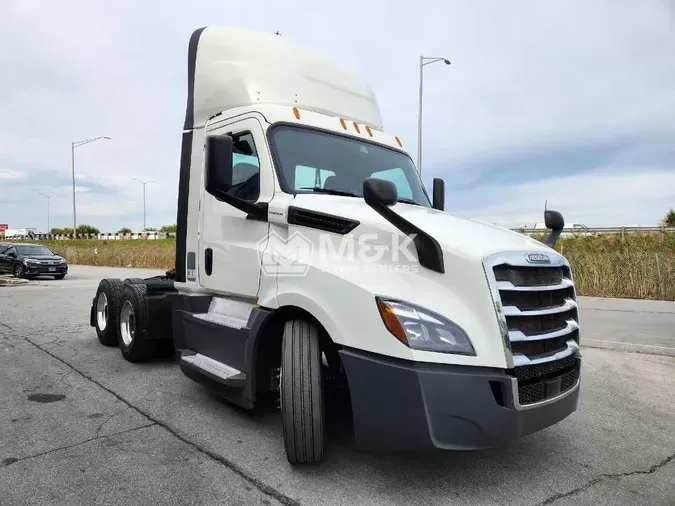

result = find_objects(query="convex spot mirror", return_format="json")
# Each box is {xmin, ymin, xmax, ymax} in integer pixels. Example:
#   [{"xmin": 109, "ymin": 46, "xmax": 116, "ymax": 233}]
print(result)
[
  {"xmin": 545, "ymin": 210, "xmax": 565, "ymax": 230},
  {"xmin": 363, "ymin": 178, "xmax": 398, "ymax": 206}
]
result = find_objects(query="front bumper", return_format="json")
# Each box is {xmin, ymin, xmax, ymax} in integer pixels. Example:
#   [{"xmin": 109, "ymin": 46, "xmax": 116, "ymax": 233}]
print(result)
[
  {"xmin": 339, "ymin": 348, "xmax": 580, "ymax": 453},
  {"xmin": 24, "ymin": 263, "xmax": 68, "ymax": 276}
]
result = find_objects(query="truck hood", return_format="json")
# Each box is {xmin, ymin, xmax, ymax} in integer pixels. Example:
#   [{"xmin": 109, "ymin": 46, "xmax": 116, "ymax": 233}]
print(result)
[{"xmin": 290, "ymin": 194, "xmax": 551, "ymax": 260}]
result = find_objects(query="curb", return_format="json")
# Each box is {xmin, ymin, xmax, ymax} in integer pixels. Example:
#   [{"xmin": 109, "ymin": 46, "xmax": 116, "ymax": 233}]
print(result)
[
  {"xmin": 583, "ymin": 339, "xmax": 675, "ymax": 358},
  {"xmin": 0, "ymin": 276, "xmax": 31, "ymax": 287}
]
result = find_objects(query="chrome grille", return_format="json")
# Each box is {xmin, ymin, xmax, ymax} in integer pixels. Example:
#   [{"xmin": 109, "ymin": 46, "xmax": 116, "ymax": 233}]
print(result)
[{"xmin": 483, "ymin": 251, "xmax": 581, "ymax": 407}]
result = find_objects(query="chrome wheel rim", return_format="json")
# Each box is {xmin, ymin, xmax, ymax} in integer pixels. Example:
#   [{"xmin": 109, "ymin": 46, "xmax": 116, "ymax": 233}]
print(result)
[
  {"xmin": 96, "ymin": 292, "xmax": 108, "ymax": 331},
  {"xmin": 14, "ymin": 265, "xmax": 22, "ymax": 277},
  {"xmin": 119, "ymin": 300, "xmax": 135, "ymax": 346}
]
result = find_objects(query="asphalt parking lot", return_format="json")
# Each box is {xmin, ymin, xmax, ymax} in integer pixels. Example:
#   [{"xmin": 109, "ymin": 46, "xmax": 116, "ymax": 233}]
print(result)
[{"xmin": 1, "ymin": 266, "xmax": 673, "ymax": 506}]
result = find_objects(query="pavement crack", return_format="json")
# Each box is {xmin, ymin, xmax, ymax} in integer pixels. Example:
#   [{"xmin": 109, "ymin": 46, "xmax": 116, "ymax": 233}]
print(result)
[
  {"xmin": 537, "ymin": 452, "xmax": 675, "ymax": 505},
  {"xmin": 1, "ymin": 423, "xmax": 156, "ymax": 469},
  {"xmin": 23, "ymin": 335, "xmax": 300, "ymax": 506},
  {"xmin": 96, "ymin": 407, "xmax": 129, "ymax": 437},
  {"xmin": 0, "ymin": 321, "xmax": 12, "ymax": 330}
]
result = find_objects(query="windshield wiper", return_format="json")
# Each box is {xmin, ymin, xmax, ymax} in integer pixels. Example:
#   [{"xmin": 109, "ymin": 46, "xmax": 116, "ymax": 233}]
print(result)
[
  {"xmin": 299, "ymin": 187, "xmax": 360, "ymax": 198},
  {"xmin": 396, "ymin": 198, "xmax": 421, "ymax": 206}
]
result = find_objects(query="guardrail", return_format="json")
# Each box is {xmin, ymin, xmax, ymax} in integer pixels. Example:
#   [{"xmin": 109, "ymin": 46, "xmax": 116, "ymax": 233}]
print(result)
[
  {"xmin": 514, "ymin": 226, "xmax": 675, "ymax": 237},
  {"xmin": 1, "ymin": 227, "xmax": 674, "ymax": 241}
]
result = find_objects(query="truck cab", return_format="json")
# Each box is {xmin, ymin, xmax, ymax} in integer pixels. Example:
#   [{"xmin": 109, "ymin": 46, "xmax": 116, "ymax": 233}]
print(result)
[{"xmin": 90, "ymin": 26, "xmax": 581, "ymax": 464}]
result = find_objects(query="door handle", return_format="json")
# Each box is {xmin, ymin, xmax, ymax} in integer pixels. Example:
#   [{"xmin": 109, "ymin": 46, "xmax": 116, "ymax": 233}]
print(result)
[{"xmin": 204, "ymin": 248, "xmax": 213, "ymax": 276}]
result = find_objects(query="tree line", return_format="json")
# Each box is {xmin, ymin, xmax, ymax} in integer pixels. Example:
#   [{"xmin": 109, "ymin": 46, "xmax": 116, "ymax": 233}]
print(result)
[
  {"xmin": 48, "ymin": 224, "xmax": 177, "ymax": 235},
  {"xmin": 661, "ymin": 209, "xmax": 675, "ymax": 227}
]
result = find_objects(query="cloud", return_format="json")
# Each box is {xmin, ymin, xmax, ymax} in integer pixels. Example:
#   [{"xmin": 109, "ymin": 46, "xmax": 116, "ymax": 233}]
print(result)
[
  {"xmin": 0, "ymin": 170, "xmax": 25, "ymax": 181},
  {"xmin": 0, "ymin": 0, "xmax": 673, "ymax": 232},
  {"xmin": 455, "ymin": 169, "xmax": 675, "ymax": 228}
]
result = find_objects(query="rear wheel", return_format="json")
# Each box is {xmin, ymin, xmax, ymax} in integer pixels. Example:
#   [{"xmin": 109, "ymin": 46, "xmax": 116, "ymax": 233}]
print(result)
[
  {"xmin": 117, "ymin": 283, "xmax": 156, "ymax": 362},
  {"xmin": 94, "ymin": 278, "xmax": 124, "ymax": 346},
  {"xmin": 123, "ymin": 278, "xmax": 144, "ymax": 285},
  {"xmin": 280, "ymin": 319, "xmax": 325, "ymax": 464}
]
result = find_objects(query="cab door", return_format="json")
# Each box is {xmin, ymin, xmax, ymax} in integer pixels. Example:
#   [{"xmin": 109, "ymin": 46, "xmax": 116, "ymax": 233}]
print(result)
[{"xmin": 198, "ymin": 116, "xmax": 273, "ymax": 300}]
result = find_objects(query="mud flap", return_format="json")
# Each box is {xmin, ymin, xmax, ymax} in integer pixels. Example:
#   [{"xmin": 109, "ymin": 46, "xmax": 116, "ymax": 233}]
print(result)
[{"xmin": 89, "ymin": 297, "xmax": 96, "ymax": 327}]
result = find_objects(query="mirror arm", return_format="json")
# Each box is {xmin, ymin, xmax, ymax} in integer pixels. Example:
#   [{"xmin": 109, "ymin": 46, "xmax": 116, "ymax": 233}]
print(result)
[
  {"xmin": 543, "ymin": 228, "xmax": 562, "ymax": 248},
  {"xmin": 366, "ymin": 201, "xmax": 445, "ymax": 273},
  {"xmin": 212, "ymin": 189, "xmax": 268, "ymax": 221}
]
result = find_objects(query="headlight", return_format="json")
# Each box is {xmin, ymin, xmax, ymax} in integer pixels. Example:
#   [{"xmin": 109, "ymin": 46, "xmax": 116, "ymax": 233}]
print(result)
[
  {"xmin": 375, "ymin": 297, "xmax": 475, "ymax": 355},
  {"xmin": 25, "ymin": 259, "xmax": 38, "ymax": 264}
]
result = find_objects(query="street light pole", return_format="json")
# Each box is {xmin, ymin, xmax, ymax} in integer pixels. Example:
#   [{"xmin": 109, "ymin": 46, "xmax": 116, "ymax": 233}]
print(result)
[
  {"xmin": 417, "ymin": 56, "xmax": 451, "ymax": 176},
  {"xmin": 133, "ymin": 178, "xmax": 154, "ymax": 231},
  {"xmin": 71, "ymin": 136, "xmax": 111, "ymax": 236},
  {"xmin": 38, "ymin": 192, "xmax": 54, "ymax": 233}
]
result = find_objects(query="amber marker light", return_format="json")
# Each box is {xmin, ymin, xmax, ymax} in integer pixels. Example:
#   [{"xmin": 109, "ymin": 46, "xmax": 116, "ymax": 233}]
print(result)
[{"xmin": 376, "ymin": 298, "xmax": 408, "ymax": 346}]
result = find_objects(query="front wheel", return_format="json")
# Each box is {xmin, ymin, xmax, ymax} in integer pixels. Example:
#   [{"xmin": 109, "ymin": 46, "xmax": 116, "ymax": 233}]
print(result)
[
  {"xmin": 280, "ymin": 319, "xmax": 325, "ymax": 464},
  {"xmin": 13, "ymin": 263, "xmax": 24, "ymax": 278}
]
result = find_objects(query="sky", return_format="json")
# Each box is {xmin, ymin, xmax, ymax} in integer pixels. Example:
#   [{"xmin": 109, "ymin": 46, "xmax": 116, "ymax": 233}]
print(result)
[{"xmin": 1, "ymin": 0, "xmax": 674, "ymax": 232}]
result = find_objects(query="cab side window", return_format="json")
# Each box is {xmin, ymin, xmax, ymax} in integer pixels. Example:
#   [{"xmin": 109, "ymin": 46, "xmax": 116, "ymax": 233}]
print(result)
[
  {"xmin": 7, "ymin": 247, "xmax": 16, "ymax": 258},
  {"xmin": 228, "ymin": 132, "xmax": 260, "ymax": 202},
  {"xmin": 0, "ymin": 244, "xmax": 7, "ymax": 255}
]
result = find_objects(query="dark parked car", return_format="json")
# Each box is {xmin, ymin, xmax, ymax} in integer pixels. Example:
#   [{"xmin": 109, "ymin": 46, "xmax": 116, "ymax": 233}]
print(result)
[{"xmin": 0, "ymin": 242, "xmax": 68, "ymax": 279}]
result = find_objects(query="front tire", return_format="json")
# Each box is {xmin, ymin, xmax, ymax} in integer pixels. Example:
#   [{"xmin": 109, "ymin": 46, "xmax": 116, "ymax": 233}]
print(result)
[
  {"xmin": 13, "ymin": 263, "xmax": 24, "ymax": 278},
  {"xmin": 94, "ymin": 278, "xmax": 124, "ymax": 346},
  {"xmin": 117, "ymin": 283, "xmax": 155, "ymax": 362},
  {"xmin": 54, "ymin": 274, "xmax": 66, "ymax": 280},
  {"xmin": 280, "ymin": 320, "xmax": 325, "ymax": 464}
]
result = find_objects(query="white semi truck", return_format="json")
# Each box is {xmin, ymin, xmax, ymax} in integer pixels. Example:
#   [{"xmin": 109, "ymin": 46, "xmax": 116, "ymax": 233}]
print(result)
[{"xmin": 89, "ymin": 26, "xmax": 581, "ymax": 464}]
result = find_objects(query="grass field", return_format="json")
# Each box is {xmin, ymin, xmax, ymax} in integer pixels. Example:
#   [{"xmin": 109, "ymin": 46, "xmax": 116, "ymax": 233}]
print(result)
[{"xmin": 6, "ymin": 234, "xmax": 675, "ymax": 301}]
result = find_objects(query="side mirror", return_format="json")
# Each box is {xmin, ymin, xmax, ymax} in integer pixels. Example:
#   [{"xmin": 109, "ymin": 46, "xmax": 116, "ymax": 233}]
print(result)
[
  {"xmin": 545, "ymin": 210, "xmax": 564, "ymax": 230},
  {"xmin": 432, "ymin": 178, "xmax": 445, "ymax": 211},
  {"xmin": 363, "ymin": 178, "xmax": 398, "ymax": 207},
  {"xmin": 205, "ymin": 134, "xmax": 234, "ymax": 196},
  {"xmin": 543, "ymin": 210, "xmax": 565, "ymax": 247}
]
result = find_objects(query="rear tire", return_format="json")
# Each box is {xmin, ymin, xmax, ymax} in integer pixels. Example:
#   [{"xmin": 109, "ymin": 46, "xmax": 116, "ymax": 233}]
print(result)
[
  {"xmin": 123, "ymin": 277, "xmax": 144, "ymax": 285},
  {"xmin": 94, "ymin": 278, "xmax": 124, "ymax": 346},
  {"xmin": 280, "ymin": 319, "xmax": 325, "ymax": 464},
  {"xmin": 117, "ymin": 283, "xmax": 156, "ymax": 362}
]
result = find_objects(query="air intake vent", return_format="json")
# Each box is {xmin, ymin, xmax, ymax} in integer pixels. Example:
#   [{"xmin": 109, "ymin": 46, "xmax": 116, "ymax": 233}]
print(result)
[{"xmin": 287, "ymin": 207, "xmax": 359, "ymax": 235}]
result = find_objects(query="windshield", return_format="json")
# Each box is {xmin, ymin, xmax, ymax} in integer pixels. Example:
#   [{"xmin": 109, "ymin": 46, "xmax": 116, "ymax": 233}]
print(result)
[
  {"xmin": 270, "ymin": 125, "xmax": 432, "ymax": 207},
  {"xmin": 17, "ymin": 245, "xmax": 53, "ymax": 256}
]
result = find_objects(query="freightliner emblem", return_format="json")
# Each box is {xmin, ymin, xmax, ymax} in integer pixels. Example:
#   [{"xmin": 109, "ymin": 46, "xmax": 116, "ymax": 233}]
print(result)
[{"xmin": 525, "ymin": 253, "xmax": 551, "ymax": 264}]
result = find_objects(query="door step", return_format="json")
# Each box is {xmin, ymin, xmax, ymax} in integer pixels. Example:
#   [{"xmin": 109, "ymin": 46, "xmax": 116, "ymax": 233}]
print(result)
[
  {"xmin": 192, "ymin": 312, "xmax": 248, "ymax": 329},
  {"xmin": 179, "ymin": 352, "xmax": 246, "ymax": 388},
  {"xmin": 191, "ymin": 297, "xmax": 256, "ymax": 329}
]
